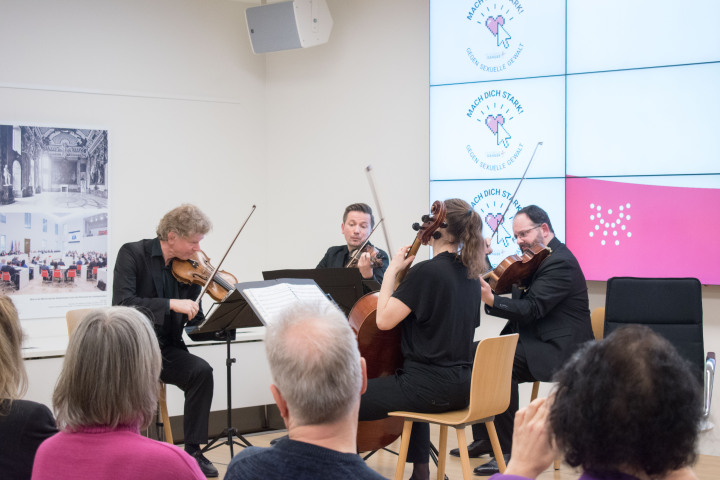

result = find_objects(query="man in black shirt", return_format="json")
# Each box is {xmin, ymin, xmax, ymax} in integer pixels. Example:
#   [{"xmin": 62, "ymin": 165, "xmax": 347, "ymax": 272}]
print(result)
[
  {"xmin": 463, "ymin": 205, "xmax": 594, "ymax": 476},
  {"xmin": 112, "ymin": 204, "xmax": 218, "ymax": 477},
  {"xmin": 317, "ymin": 203, "xmax": 388, "ymax": 290}
]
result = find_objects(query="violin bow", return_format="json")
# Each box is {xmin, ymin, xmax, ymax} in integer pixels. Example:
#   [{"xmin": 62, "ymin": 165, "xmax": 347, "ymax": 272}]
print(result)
[
  {"xmin": 487, "ymin": 141, "xmax": 543, "ymax": 245},
  {"xmin": 365, "ymin": 165, "xmax": 393, "ymax": 254},
  {"xmin": 195, "ymin": 204, "xmax": 257, "ymax": 303}
]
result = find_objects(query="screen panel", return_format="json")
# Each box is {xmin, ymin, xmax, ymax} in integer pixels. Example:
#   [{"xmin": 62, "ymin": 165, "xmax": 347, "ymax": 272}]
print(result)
[
  {"xmin": 567, "ymin": 0, "xmax": 720, "ymax": 74},
  {"xmin": 430, "ymin": 76, "xmax": 565, "ymax": 181},
  {"xmin": 566, "ymin": 175, "xmax": 720, "ymax": 284},
  {"xmin": 430, "ymin": 178, "xmax": 565, "ymax": 269},
  {"xmin": 430, "ymin": 0, "xmax": 566, "ymax": 85},
  {"xmin": 567, "ymin": 63, "xmax": 720, "ymax": 177}
]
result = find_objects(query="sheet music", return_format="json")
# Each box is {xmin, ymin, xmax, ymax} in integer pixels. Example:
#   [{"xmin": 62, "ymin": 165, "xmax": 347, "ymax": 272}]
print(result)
[{"xmin": 241, "ymin": 282, "xmax": 330, "ymax": 325}]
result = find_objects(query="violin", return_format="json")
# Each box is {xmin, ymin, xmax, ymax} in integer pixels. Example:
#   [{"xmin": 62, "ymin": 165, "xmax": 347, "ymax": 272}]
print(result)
[
  {"xmin": 482, "ymin": 243, "xmax": 551, "ymax": 295},
  {"xmin": 171, "ymin": 250, "xmax": 238, "ymax": 303},
  {"xmin": 346, "ymin": 243, "xmax": 384, "ymax": 269}
]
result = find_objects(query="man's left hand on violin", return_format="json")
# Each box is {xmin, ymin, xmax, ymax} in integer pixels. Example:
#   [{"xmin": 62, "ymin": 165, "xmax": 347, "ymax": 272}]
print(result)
[{"xmin": 357, "ymin": 252, "xmax": 374, "ymax": 279}]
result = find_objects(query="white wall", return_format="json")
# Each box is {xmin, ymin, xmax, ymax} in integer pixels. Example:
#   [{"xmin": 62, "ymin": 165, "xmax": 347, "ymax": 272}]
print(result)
[
  {"xmin": 3, "ymin": 0, "xmax": 720, "ymax": 456},
  {"xmin": 0, "ymin": 0, "xmax": 268, "ymax": 288},
  {"xmin": 262, "ymin": 0, "xmax": 430, "ymax": 268}
]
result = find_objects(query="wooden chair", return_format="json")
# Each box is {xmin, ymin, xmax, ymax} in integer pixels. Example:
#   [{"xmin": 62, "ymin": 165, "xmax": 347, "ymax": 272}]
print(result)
[
  {"xmin": 389, "ymin": 334, "xmax": 519, "ymax": 480},
  {"xmin": 65, "ymin": 308, "xmax": 174, "ymax": 444}
]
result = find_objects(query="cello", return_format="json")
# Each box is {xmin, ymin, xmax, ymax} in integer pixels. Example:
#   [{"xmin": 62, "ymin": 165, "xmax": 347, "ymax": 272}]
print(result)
[{"xmin": 348, "ymin": 200, "xmax": 447, "ymax": 453}]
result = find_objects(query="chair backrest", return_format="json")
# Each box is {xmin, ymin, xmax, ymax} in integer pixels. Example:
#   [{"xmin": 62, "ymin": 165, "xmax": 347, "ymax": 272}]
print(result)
[
  {"xmin": 65, "ymin": 308, "xmax": 98, "ymax": 337},
  {"xmin": 591, "ymin": 307, "xmax": 605, "ymax": 340},
  {"xmin": 605, "ymin": 277, "xmax": 704, "ymax": 383},
  {"xmin": 465, "ymin": 333, "xmax": 519, "ymax": 421},
  {"xmin": 1, "ymin": 271, "xmax": 9, "ymax": 281}
]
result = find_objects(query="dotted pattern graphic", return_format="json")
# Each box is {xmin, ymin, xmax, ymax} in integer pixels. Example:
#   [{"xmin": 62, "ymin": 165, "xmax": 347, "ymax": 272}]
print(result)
[{"xmin": 588, "ymin": 203, "xmax": 632, "ymax": 246}]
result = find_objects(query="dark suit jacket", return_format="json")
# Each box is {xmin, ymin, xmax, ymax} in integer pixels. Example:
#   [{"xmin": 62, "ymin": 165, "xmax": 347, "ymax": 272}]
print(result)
[
  {"xmin": 317, "ymin": 245, "xmax": 389, "ymax": 288},
  {"xmin": 486, "ymin": 237, "xmax": 593, "ymax": 381},
  {"xmin": 112, "ymin": 238, "xmax": 205, "ymax": 348},
  {"xmin": 0, "ymin": 399, "xmax": 57, "ymax": 480}
]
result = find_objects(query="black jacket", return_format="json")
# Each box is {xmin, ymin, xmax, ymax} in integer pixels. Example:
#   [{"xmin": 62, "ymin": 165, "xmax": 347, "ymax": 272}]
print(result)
[{"xmin": 486, "ymin": 236, "xmax": 593, "ymax": 381}]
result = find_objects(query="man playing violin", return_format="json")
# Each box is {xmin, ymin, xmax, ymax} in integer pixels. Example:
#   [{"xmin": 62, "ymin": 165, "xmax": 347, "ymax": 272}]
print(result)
[
  {"xmin": 317, "ymin": 203, "xmax": 389, "ymax": 291},
  {"xmin": 458, "ymin": 205, "xmax": 593, "ymax": 476},
  {"xmin": 112, "ymin": 204, "xmax": 218, "ymax": 477}
]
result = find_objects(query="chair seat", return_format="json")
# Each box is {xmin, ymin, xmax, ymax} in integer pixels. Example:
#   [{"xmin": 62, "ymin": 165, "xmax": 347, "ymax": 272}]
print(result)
[
  {"xmin": 388, "ymin": 409, "xmax": 493, "ymax": 428},
  {"xmin": 388, "ymin": 334, "xmax": 518, "ymax": 480}
]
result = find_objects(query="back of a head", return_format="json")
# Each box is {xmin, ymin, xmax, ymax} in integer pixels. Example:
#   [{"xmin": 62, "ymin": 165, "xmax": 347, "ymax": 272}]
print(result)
[
  {"xmin": 550, "ymin": 325, "xmax": 702, "ymax": 477},
  {"xmin": 265, "ymin": 302, "xmax": 362, "ymax": 426},
  {"xmin": 443, "ymin": 198, "xmax": 485, "ymax": 278},
  {"xmin": 0, "ymin": 295, "xmax": 27, "ymax": 406},
  {"xmin": 53, "ymin": 307, "xmax": 162, "ymax": 431}
]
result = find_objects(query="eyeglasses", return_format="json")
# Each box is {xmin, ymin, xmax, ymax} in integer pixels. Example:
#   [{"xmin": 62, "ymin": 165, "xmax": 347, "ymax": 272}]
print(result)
[{"xmin": 514, "ymin": 225, "xmax": 541, "ymax": 241}]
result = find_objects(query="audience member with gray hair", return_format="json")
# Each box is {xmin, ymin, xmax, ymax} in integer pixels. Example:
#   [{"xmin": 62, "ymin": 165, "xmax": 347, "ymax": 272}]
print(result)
[
  {"xmin": 0, "ymin": 295, "xmax": 57, "ymax": 480},
  {"xmin": 224, "ymin": 301, "xmax": 385, "ymax": 480},
  {"xmin": 491, "ymin": 325, "xmax": 702, "ymax": 480},
  {"xmin": 31, "ymin": 307, "xmax": 205, "ymax": 480}
]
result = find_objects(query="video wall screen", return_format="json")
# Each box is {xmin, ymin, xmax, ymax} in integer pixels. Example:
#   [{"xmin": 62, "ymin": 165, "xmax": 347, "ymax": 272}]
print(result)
[{"xmin": 430, "ymin": 1, "xmax": 720, "ymax": 284}]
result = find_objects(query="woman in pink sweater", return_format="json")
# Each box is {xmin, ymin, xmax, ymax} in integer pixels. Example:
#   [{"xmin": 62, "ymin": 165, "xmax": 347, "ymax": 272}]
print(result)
[{"xmin": 32, "ymin": 307, "xmax": 205, "ymax": 480}]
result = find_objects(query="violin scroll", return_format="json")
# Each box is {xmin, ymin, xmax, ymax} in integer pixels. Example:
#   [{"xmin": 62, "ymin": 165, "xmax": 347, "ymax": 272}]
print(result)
[{"xmin": 394, "ymin": 200, "xmax": 448, "ymax": 288}]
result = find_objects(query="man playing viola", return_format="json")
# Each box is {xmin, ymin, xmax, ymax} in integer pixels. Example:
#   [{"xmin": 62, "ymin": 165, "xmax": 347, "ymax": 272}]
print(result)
[
  {"xmin": 457, "ymin": 205, "xmax": 593, "ymax": 476},
  {"xmin": 112, "ymin": 204, "xmax": 218, "ymax": 477},
  {"xmin": 317, "ymin": 203, "xmax": 389, "ymax": 291}
]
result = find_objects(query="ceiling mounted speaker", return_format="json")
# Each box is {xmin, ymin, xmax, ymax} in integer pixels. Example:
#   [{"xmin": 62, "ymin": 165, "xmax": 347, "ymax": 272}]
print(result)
[{"xmin": 245, "ymin": 0, "xmax": 333, "ymax": 54}]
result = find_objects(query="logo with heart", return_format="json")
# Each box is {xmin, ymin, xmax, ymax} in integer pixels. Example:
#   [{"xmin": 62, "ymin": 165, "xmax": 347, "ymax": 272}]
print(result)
[
  {"xmin": 485, "ymin": 213, "xmax": 504, "ymax": 233},
  {"xmin": 472, "ymin": 188, "xmax": 522, "ymax": 253},
  {"xmin": 485, "ymin": 15, "xmax": 512, "ymax": 48},
  {"xmin": 463, "ymin": 0, "xmax": 525, "ymax": 72}
]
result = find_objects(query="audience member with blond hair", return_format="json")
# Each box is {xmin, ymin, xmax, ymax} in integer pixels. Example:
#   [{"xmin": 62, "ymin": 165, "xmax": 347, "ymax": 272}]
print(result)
[
  {"xmin": 31, "ymin": 307, "xmax": 205, "ymax": 480},
  {"xmin": 0, "ymin": 295, "xmax": 57, "ymax": 479}
]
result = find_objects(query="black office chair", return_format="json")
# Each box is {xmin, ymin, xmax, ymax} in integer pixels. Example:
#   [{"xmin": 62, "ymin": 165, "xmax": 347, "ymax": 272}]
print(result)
[{"xmin": 604, "ymin": 277, "xmax": 715, "ymax": 430}]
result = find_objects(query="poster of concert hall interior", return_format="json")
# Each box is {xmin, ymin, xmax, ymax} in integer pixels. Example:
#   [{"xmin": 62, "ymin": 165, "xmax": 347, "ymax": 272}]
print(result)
[{"xmin": 0, "ymin": 125, "xmax": 110, "ymax": 318}]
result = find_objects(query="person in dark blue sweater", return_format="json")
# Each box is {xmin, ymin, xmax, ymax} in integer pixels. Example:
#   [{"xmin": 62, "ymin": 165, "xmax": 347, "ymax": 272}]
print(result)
[{"xmin": 224, "ymin": 302, "xmax": 385, "ymax": 480}]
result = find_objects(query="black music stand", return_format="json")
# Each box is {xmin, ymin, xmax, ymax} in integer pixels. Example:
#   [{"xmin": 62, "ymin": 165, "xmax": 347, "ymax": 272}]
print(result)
[
  {"xmin": 187, "ymin": 288, "xmax": 263, "ymax": 458},
  {"xmin": 262, "ymin": 268, "xmax": 366, "ymax": 315}
]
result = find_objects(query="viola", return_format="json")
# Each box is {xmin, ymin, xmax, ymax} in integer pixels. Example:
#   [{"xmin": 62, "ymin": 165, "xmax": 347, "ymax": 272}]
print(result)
[
  {"xmin": 171, "ymin": 250, "xmax": 238, "ymax": 303},
  {"xmin": 482, "ymin": 243, "xmax": 551, "ymax": 295}
]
